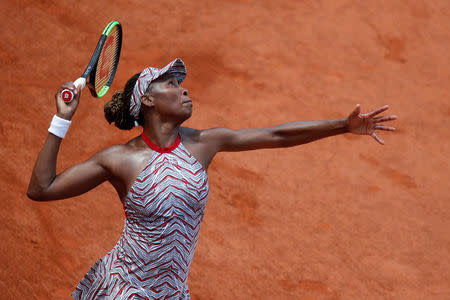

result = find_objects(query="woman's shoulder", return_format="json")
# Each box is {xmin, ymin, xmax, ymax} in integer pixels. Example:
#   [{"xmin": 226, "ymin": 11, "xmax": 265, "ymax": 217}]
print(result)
[
  {"xmin": 180, "ymin": 126, "xmax": 210, "ymax": 146},
  {"xmin": 179, "ymin": 126, "xmax": 232, "ymax": 144},
  {"xmin": 179, "ymin": 126, "xmax": 199, "ymax": 139},
  {"xmin": 93, "ymin": 135, "xmax": 148, "ymax": 162}
]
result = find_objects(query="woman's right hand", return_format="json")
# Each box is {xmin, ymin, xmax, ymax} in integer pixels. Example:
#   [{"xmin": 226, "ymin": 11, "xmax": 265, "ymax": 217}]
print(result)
[{"xmin": 55, "ymin": 82, "xmax": 81, "ymax": 120}]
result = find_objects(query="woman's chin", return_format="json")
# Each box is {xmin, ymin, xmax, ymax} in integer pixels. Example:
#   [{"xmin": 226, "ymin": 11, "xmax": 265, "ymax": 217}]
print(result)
[{"xmin": 179, "ymin": 110, "xmax": 192, "ymax": 123}]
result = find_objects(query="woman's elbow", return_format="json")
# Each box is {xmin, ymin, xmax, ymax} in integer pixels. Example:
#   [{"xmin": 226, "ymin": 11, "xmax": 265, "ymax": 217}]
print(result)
[
  {"xmin": 27, "ymin": 188, "xmax": 42, "ymax": 201},
  {"xmin": 26, "ymin": 185, "xmax": 48, "ymax": 201}
]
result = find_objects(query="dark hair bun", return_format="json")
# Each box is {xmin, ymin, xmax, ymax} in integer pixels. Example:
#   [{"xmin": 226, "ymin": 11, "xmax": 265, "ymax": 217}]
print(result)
[
  {"xmin": 103, "ymin": 73, "xmax": 142, "ymax": 130},
  {"xmin": 104, "ymin": 91, "xmax": 135, "ymax": 130}
]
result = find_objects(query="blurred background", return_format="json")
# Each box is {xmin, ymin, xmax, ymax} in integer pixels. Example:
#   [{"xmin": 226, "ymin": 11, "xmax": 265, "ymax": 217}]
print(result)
[{"xmin": 0, "ymin": 0, "xmax": 449, "ymax": 299}]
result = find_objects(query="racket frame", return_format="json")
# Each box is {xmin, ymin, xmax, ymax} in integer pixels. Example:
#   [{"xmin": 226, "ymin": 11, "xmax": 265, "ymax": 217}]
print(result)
[{"xmin": 61, "ymin": 20, "xmax": 122, "ymax": 103}]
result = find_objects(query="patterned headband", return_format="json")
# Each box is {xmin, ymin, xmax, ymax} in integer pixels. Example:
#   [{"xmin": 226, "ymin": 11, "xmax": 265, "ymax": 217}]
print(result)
[{"xmin": 129, "ymin": 58, "xmax": 187, "ymax": 121}]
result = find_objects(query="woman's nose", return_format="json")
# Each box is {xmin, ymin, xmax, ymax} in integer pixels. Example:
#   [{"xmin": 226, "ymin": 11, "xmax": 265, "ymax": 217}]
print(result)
[{"xmin": 182, "ymin": 88, "xmax": 189, "ymax": 96}]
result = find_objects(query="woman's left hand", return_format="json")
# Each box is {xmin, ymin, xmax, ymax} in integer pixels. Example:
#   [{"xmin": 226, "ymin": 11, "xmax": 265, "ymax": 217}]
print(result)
[{"xmin": 347, "ymin": 104, "xmax": 397, "ymax": 145}]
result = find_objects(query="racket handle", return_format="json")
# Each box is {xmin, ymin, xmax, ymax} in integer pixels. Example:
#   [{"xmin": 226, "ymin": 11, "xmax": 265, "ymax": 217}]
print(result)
[{"xmin": 61, "ymin": 77, "xmax": 87, "ymax": 103}]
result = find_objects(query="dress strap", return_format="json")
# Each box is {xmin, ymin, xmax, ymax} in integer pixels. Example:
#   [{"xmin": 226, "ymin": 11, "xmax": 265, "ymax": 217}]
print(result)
[{"xmin": 141, "ymin": 132, "xmax": 181, "ymax": 153}]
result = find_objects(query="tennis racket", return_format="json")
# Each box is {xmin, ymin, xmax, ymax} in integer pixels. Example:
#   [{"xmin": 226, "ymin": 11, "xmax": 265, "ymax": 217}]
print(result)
[{"xmin": 61, "ymin": 20, "xmax": 122, "ymax": 103}]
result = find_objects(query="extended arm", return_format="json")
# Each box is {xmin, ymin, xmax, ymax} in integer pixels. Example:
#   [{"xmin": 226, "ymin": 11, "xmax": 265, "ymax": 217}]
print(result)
[{"xmin": 201, "ymin": 104, "xmax": 397, "ymax": 152}]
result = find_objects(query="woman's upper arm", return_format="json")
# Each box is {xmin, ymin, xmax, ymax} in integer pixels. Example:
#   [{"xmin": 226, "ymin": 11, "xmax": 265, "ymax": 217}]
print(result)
[
  {"xmin": 200, "ymin": 127, "xmax": 280, "ymax": 152},
  {"xmin": 31, "ymin": 147, "xmax": 116, "ymax": 201}
]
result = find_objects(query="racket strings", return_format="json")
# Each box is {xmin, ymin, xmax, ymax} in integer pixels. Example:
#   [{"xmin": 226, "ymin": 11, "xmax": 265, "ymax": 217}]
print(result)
[{"xmin": 95, "ymin": 26, "xmax": 121, "ymax": 94}]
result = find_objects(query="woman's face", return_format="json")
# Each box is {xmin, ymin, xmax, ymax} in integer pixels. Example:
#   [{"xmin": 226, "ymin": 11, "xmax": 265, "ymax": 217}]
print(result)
[{"xmin": 144, "ymin": 74, "xmax": 192, "ymax": 121}]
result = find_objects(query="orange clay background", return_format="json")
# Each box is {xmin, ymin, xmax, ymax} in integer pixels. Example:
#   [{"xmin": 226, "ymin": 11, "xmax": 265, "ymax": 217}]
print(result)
[{"xmin": 1, "ymin": 0, "xmax": 449, "ymax": 299}]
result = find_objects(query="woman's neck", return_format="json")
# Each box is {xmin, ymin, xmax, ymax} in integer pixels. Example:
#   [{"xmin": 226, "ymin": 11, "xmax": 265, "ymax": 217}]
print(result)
[{"xmin": 142, "ymin": 118, "xmax": 180, "ymax": 148}]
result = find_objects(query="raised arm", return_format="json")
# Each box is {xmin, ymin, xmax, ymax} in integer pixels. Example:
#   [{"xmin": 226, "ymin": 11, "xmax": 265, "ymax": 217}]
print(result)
[
  {"xmin": 200, "ymin": 104, "xmax": 397, "ymax": 152},
  {"xmin": 27, "ymin": 83, "xmax": 112, "ymax": 201}
]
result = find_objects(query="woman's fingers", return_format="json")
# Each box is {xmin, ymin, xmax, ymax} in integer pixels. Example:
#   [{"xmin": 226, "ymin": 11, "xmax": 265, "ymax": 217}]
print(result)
[
  {"xmin": 54, "ymin": 82, "xmax": 81, "ymax": 120},
  {"xmin": 348, "ymin": 104, "xmax": 396, "ymax": 144},
  {"xmin": 371, "ymin": 132, "xmax": 385, "ymax": 145},
  {"xmin": 56, "ymin": 82, "xmax": 78, "ymax": 101},
  {"xmin": 374, "ymin": 115, "xmax": 398, "ymax": 123},
  {"xmin": 366, "ymin": 105, "xmax": 390, "ymax": 117},
  {"xmin": 349, "ymin": 104, "xmax": 361, "ymax": 117},
  {"xmin": 375, "ymin": 124, "xmax": 396, "ymax": 131},
  {"xmin": 58, "ymin": 82, "xmax": 77, "ymax": 93}
]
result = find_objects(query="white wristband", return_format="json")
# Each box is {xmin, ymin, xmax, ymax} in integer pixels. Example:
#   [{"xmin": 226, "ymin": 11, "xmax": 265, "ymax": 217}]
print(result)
[{"xmin": 48, "ymin": 115, "xmax": 72, "ymax": 139}]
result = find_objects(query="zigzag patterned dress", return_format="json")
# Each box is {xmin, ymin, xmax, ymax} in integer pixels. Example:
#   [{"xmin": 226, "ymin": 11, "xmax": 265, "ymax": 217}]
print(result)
[{"xmin": 72, "ymin": 133, "xmax": 209, "ymax": 299}]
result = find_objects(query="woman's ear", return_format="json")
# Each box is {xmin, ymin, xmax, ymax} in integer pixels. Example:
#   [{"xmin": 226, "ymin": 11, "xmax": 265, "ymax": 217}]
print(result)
[{"xmin": 140, "ymin": 93, "xmax": 154, "ymax": 108}]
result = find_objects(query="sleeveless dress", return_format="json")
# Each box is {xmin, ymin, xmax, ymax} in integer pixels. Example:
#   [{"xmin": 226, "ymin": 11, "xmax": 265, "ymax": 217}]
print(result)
[{"xmin": 72, "ymin": 133, "xmax": 209, "ymax": 300}]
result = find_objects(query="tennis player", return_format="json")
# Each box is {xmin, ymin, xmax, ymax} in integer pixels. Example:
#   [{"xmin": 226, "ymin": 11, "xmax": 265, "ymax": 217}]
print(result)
[{"xmin": 27, "ymin": 58, "xmax": 397, "ymax": 299}]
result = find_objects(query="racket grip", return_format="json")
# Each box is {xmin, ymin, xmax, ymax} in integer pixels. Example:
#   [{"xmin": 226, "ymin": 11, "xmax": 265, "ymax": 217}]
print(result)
[{"xmin": 61, "ymin": 77, "xmax": 87, "ymax": 103}]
